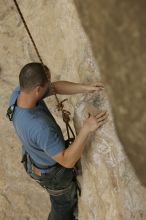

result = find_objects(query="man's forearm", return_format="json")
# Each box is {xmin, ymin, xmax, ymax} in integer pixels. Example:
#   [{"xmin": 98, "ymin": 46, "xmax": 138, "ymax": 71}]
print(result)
[
  {"xmin": 52, "ymin": 81, "xmax": 89, "ymax": 95},
  {"xmin": 62, "ymin": 126, "xmax": 90, "ymax": 168},
  {"xmin": 52, "ymin": 112, "xmax": 107, "ymax": 168}
]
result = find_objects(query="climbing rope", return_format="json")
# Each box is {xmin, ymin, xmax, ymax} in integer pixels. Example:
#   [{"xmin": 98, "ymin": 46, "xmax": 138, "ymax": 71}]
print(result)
[{"xmin": 13, "ymin": 0, "xmax": 75, "ymax": 142}]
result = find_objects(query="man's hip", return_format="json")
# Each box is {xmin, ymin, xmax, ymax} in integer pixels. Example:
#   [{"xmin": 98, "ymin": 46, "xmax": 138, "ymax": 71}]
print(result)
[{"xmin": 21, "ymin": 152, "xmax": 76, "ymax": 190}]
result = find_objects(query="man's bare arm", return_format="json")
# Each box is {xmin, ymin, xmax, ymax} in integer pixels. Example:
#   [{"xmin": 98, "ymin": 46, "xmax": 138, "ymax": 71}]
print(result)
[{"xmin": 52, "ymin": 81, "xmax": 104, "ymax": 95}]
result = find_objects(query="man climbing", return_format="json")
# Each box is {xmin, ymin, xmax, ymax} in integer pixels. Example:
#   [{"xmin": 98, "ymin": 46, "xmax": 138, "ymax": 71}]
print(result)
[{"xmin": 7, "ymin": 62, "xmax": 108, "ymax": 220}]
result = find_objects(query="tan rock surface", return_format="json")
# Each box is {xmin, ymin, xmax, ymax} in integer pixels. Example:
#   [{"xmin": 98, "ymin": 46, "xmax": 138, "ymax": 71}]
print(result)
[{"xmin": 0, "ymin": 0, "xmax": 146, "ymax": 219}]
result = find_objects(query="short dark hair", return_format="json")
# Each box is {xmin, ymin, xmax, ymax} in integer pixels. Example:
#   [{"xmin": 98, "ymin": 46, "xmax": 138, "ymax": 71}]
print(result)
[{"xmin": 19, "ymin": 62, "xmax": 50, "ymax": 91}]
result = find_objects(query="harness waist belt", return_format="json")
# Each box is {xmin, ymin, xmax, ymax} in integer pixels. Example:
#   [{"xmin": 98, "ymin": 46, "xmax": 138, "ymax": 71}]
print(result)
[{"xmin": 30, "ymin": 156, "xmax": 57, "ymax": 170}]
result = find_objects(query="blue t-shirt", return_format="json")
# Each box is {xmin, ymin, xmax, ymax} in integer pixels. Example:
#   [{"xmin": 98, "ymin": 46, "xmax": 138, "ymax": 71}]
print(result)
[{"xmin": 8, "ymin": 86, "xmax": 65, "ymax": 168}]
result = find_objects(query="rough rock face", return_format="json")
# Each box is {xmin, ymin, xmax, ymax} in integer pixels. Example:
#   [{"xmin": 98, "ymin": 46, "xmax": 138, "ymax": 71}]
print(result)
[
  {"xmin": 74, "ymin": 0, "xmax": 146, "ymax": 185},
  {"xmin": 0, "ymin": 0, "xmax": 146, "ymax": 220},
  {"xmin": 74, "ymin": 93, "xmax": 146, "ymax": 220}
]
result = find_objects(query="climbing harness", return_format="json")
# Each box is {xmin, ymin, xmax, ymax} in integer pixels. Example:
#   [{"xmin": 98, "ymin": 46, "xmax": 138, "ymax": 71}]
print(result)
[{"xmin": 6, "ymin": 100, "xmax": 16, "ymax": 121}]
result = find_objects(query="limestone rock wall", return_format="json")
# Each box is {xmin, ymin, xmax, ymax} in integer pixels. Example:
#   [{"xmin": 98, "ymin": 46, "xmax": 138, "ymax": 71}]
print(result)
[{"xmin": 0, "ymin": 0, "xmax": 146, "ymax": 219}]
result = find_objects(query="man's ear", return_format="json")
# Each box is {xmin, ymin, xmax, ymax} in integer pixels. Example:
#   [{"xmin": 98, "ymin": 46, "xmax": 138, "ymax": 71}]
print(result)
[{"xmin": 35, "ymin": 85, "xmax": 41, "ymax": 97}]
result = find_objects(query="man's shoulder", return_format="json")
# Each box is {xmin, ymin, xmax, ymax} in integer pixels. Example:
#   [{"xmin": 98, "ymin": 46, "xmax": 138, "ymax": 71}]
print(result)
[{"xmin": 9, "ymin": 85, "xmax": 20, "ymax": 106}]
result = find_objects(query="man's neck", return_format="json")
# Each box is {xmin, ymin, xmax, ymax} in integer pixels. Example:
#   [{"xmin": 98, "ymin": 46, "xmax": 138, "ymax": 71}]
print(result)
[{"xmin": 17, "ymin": 92, "xmax": 37, "ymax": 109}]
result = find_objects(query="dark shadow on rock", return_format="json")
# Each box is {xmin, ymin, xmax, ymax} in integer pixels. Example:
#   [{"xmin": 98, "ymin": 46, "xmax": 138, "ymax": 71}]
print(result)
[{"xmin": 74, "ymin": 0, "xmax": 146, "ymax": 186}]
